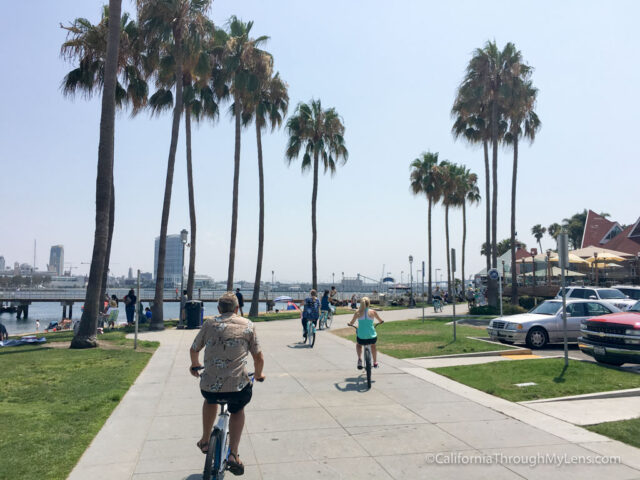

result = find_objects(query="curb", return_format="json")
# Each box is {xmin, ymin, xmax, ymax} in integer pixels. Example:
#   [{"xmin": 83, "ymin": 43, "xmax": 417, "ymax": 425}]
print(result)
[{"xmin": 520, "ymin": 387, "xmax": 640, "ymax": 404}]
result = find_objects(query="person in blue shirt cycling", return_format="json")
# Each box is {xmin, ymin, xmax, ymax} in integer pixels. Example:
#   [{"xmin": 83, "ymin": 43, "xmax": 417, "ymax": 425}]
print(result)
[
  {"xmin": 302, "ymin": 289, "xmax": 320, "ymax": 341},
  {"xmin": 347, "ymin": 296, "xmax": 384, "ymax": 369},
  {"xmin": 321, "ymin": 290, "xmax": 331, "ymax": 315}
]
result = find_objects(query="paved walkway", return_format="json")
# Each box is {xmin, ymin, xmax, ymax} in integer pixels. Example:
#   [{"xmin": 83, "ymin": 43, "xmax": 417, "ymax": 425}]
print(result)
[{"xmin": 68, "ymin": 308, "xmax": 640, "ymax": 479}]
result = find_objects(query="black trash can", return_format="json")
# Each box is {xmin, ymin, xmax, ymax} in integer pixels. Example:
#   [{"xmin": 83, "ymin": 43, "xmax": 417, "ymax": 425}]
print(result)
[{"xmin": 185, "ymin": 300, "xmax": 203, "ymax": 329}]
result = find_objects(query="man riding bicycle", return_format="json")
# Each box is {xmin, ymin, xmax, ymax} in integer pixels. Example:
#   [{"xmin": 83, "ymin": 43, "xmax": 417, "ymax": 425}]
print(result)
[
  {"xmin": 190, "ymin": 292, "xmax": 265, "ymax": 476},
  {"xmin": 302, "ymin": 289, "xmax": 320, "ymax": 341}
]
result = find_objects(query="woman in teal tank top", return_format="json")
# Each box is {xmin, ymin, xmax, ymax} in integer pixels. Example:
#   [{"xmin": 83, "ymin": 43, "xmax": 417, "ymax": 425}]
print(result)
[{"xmin": 347, "ymin": 296, "xmax": 384, "ymax": 369}]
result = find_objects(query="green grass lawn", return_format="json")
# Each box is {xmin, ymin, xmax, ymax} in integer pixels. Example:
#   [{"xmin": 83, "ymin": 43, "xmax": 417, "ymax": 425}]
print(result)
[
  {"xmin": 0, "ymin": 332, "xmax": 157, "ymax": 480},
  {"xmin": 432, "ymin": 358, "xmax": 640, "ymax": 402},
  {"xmin": 586, "ymin": 418, "xmax": 640, "ymax": 449},
  {"xmin": 332, "ymin": 318, "xmax": 514, "ymax": 359}
]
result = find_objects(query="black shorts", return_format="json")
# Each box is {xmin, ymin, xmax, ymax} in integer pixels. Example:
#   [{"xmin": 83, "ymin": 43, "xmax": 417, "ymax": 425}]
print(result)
[
  {"xmin": 200, "ymin": 383, "xmax": 253, "ymax": 413},
  {"xmin": 357, "ymin": 337, "xmax": 377, "ymax": 346}
]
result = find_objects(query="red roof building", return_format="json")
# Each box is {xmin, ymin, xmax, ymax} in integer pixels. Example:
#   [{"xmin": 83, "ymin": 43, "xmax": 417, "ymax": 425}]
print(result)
[{"xmin": 581, "ymin": 209, "xmax": 640, "ymax": 257}]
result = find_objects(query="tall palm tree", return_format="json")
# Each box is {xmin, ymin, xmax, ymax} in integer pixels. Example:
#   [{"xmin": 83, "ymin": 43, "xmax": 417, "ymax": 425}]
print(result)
[
  {"xmin": 438, "ymin": 161, "xmax": 464, "ymax": 299},
  {"xmin": 137, "ymin": 0, "xmax": 212, "ymax": 330},
  {"xmin": 146, "ymin": 16, "xmax": 217, "ymax": 299},
  {"xmin": 244, "ymin": 72, "xmax": 289, "ymax": 317},
  {"xmin": 459, "ymin": 168, "xmax": 480, "ymax": 291},
  {"xmin": 410, "ymin": 151, "xmax": 442, "ymax": 302},
  {"xmin": 68, "ymin": 0, "xmax": 122, "ymax": 348},
  {"xmin": 531, "ymin": 225, "xmax": 546, "ymax": 253},
  {"xmin": 221, "ymin": 16, "xmax": 270, "ymax": 291},
  {"xmin": 285, "ymin": 100, "xmax": 348, "ymax": 290},
  {"xmin": 61, "ymin": 6, "xmax": 147, "ymax": 317},
  {"xmin": 503, "ymin": 49, "xmax": 540, "ymax": 304}
]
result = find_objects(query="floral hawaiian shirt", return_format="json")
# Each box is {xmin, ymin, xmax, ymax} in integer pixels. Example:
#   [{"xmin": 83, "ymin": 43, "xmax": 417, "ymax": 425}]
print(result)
[{"xmin": 191, "ymin": 312, "xmax": 261, "ymax": 393}]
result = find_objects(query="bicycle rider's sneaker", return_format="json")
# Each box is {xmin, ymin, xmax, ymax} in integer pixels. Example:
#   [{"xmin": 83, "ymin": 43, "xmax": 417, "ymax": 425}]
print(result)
[
  {"xmin": 357, "ymin": 359, "xmax": 363, "ymax": 370},
  {"xmin": 374, "ymin": 363, "xmax": 379, "ymax": 368}
]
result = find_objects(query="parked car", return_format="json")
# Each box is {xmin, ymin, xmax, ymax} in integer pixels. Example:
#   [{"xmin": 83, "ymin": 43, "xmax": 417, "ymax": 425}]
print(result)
[
  {"xmin": 487, "ymin": 299, "xmax": 621, "ymax": 349},
  {"xmin": 610, "ymin": 285, "xmax": 640, "ymax": 301},
  {"xmin": 579, "ymin": 300, "xmax": 640, "ymax": 366},
  {"xmin": 555, "ymin": 287, "xmax": 636, "ymax": 311}
]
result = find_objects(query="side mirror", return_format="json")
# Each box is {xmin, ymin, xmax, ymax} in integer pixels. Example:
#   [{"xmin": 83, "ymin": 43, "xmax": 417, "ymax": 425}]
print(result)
[{"xmin": 589, "ymin": 295, "xmax": 597, "ymax": 300}]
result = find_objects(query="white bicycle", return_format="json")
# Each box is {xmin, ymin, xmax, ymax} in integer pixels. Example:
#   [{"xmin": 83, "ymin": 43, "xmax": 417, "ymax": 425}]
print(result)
[
  {"xmin": 306, "ymin": 318, "xmax": 316, "ymax": 347},
  {"xmin": 192, "ymin": 370, "xmax": 262, "ymax": 479},
  {"xmin": 350, "ymin": 325, "xmax": 378, "ymax": 389}
]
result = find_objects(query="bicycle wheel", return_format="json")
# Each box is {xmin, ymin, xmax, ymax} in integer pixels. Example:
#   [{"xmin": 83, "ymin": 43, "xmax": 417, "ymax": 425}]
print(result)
[
  {"xmin": 326, "ymin": 311, "xmax": 333, "ymax": 329},
  {"xmin": 308, "ymin": 321, "xmax": 316, "ymax": 348},
  {"xmin": 364, "ymin": 348, "xmax": 372, "ymax": 389},
  {"xmin": 204, "ymin": 427, "xmax": 222, "ymax": 479},
  {"xmin": 318, "ymin": 313, "xmax": 325, "ymax": 330}
]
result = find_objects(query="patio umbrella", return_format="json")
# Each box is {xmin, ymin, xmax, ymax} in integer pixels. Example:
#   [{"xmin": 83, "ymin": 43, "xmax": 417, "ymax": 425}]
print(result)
[
  {"xmin": 548, "ymin": 253, "xmax": 588, "ymax": 264},
  {"xmin": 586, "ymin": 254, "xmax": 625, "ymax": 263}
]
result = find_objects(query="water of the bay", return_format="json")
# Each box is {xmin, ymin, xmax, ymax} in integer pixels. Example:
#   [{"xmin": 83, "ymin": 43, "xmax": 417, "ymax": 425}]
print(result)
[{"xmin": 1, "ymin": 300, "xmax": 269, "ymax": 336}]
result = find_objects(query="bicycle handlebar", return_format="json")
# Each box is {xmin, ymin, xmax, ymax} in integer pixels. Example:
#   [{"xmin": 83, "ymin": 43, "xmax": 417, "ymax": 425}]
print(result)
[{"xmin": 190, "ymin": 366, "xmax": 264, "ymax": 382}]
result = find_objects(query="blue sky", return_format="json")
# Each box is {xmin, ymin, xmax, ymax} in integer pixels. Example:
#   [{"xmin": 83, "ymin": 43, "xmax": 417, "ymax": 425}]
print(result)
[{"xmin": 1, "ymin": 0, "xmax": 638, "ymax": 284}]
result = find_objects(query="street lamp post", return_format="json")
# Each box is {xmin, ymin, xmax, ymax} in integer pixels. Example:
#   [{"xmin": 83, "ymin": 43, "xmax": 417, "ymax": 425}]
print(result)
[
  {"xmin": 531, "ymin": 252, "xmax": 536, "ymax": 288},
  {"xmin": 179, "ymin": 228, "xmax": 188, "ymax": 328},
  {"xmin": 408, "ymin": 255, "xmax": 414, "ymax": 307},
  {"xmin": 401, "ymin": 271, "xmax": 404, "ymax": 284},
  {"xmin": 435, "ymin": 268, "xmax": 441, "ymax": 290},
  {"xmin": 332, "ymin": 272, "xmax": 335, "ymax": 285}
]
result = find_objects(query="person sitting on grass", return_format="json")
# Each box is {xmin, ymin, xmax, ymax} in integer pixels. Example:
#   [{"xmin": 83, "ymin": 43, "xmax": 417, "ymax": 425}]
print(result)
[
  {"xmin": 189, "ymin": 292, "xmax": 265, "ymax": 476},
  {"xmin": 347, "ymin": 296, "xmax": 384, "ymax": 369}
]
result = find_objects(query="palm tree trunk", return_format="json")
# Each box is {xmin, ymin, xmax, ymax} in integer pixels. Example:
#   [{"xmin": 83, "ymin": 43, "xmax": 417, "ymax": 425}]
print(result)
[
  {"xmin": 71, "ymin": 0, "xmax": 121, "ymax": 348},
  {"xmin": 226, "ymin": 97, "xmax": 242, "ymax": 291},
  {"xmin": 427, "ymin": 197, "xmax": 432, "ymax": 303},
  {"xmin": 311, "ymin": 151, "xmax": 319, "ymax": 290},
  {"xmin": 487, "ymin": 103, "xmax": 499, "ymax": 308},
  {"xmin": 483, "ymin": 140, "xmax": 490, "ymax": 274},
  {"xmin": 510, "ymin": 134, "xmax": 519, "ymax": 305},
  {"xmin": 151, "ymin": 32, "xmax": 183, "ymax": 330},
  {"xmin": 250, "ymin": 123, "xmax": 265, "ymax": 318},
  {"xmin": 445, "ymin": 205, "xmax": 452, "ymax": 300},
  {"xmin": 462, "ymin": 200, "xmax": 466, "ymax": 294},
  {"xmin": 100, "ymin": 182, "xmax": 115, "ymax": 307},
  {"xmin": 185, "ymin": 105, "xmax": 196, "ymax": 299}
]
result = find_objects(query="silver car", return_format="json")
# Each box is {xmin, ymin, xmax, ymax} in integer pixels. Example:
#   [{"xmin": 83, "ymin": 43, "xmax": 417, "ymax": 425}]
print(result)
[{"xmin": 487, "ymin": 299, "xmax": 621, "ymax": 349}]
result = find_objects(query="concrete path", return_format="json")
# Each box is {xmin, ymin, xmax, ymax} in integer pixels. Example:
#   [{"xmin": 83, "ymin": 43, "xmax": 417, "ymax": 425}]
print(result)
[{"xmin": 68, "ymin": 308, "xmax": 640, "ymax": 479}]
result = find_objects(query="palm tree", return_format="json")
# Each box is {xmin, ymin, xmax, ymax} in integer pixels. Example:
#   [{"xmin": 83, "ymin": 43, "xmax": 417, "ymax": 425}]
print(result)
[
  {"xmin": 458, "ymin": 168, "xmax": 480, "ymax": 291},
  {"xmin": 137, "ymin": 0, "xmax": 212, "ymax": 330},
  {"xmin": 503, "ymin": 48, "xmax": 540, "ymax": 304},
  {"xmin": 61, "ymin": 6, "xmax": 147, "ymax": 321},
  {"xmin": 285, "ymin": 100, "xmax": 348, "ymax": 290},
  {"xmin": 68, "ymin": 0, "xmax": 122, "ymax": 348},
  {"xmin": 438, "ymin": 161, "xmax": 464, "ymax": 299},
  {"xmin": 244, "ymin": 72, "xmax": 289, "ymax": 317},
  {"xmin": 531, "ymin": 225, "xmax": 546, "ymax": 253},
  {"xmin": 221, "ymin": 16, "xmax": 270, "ymax": 291},
  {"xmin": 410, "ymin": 151, "xmax": 442, "ymax": 302},
  {"xmin": 146, "ymin": 16, "xmax": 217, "ymax": 299},
  {"xmin": 548, "ymin": 222, "xmax": 561, "ymax": 242}
]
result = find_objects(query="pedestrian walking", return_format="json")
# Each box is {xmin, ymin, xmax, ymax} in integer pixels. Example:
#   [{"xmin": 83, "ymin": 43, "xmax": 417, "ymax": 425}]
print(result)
[
  {"xmin": 235, "ymin": 288, "xmax": 244, "ymax": 316},
  {"xmin": 124, "ymin": 289, "xmax": 137, "ymax": 325}
]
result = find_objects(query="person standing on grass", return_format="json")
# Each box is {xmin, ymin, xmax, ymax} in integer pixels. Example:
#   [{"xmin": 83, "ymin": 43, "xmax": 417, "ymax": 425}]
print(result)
[
  {"xmin": 124, "ymin": 289, "xmax": 136, "ymax": 325},
  {"xmin": 235, "ymin": 288, "xmax": 244, "ymax": 316},
  {"xmin": 348, "ymin": 296, "xmax": 384, "ymax": 369},
  {"xmin": 0, "ymin": 322, "xmax": 8, "ymax": 341},
  {"xmin": 189, "ymin": 292, "xmax": 265, "ymax": 476}
]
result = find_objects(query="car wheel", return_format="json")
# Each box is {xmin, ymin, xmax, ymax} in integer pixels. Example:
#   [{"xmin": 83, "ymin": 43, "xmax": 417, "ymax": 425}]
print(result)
[
  {"xmin": 525, "ymin": 327, "xmax": 548, "ymax": 349},
  {"xmin": 595, "ymin": 357, "xmax": 624, "ymax": 367}
]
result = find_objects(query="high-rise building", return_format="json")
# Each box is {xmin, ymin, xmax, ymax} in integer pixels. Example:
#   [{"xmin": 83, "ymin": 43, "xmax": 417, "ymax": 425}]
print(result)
[
  {"xmin": 49, "ymin": 245, "xmax": 64, "ymax": 275},
  {"xmin": 0, "ymin": 256, "xmax": 5, "ymax": 272},
  {"xmin": 128, "ymin": 267, "xmax": 133, "ymax": 280},
  {"xmin": 154, "ymin": 235, "xmax": 184, "ymax": 287}
]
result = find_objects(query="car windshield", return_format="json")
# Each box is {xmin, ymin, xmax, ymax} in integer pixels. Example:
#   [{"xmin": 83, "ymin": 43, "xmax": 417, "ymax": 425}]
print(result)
[
  {"xmin": 598, "ymin": 289, "xmax": 626, "ymax": 299},
  {"xmin": 630, "ymin": 302, "xmax": 640, "ymax": 313},
  {"xmin": 530, "ymin": 301, "xmax": 562, "ymax": 315}
]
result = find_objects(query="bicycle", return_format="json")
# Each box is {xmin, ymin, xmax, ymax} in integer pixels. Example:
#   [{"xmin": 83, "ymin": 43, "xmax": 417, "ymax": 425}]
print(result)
[
  {"xmin": 306, "ymin": 318, "xmax": 316, "ymax": 347},
  {"xmin": 191, "ymin": 368, "xmax": 262, "ymax": 480},
  {"xmin": 318, "ymin": 308, "xmax": 333, "ymax": 330},
  {"xmin": 433, "ymin": 299, "xmax": 443, "ymax": 313},
  {"xmin": 350, "ymin": 324, "xmax": 378, "ymax": 389}
]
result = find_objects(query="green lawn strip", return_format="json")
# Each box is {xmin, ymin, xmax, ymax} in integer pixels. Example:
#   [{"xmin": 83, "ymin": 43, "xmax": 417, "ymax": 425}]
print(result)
[
  {"xmin": 431, "ymin": 358, "xmax": 640, "ymax": 402},
  {"xmin": 14, "ymin": 328, "xmax": 159, "ymax": 349},
  {"xmin": 332, "ymin": 319, "xmax": 514, "ymax": 359},
  {"xmin": 0, "ymin": 345, "xmax": 155, "ymax": 480},
  {"xmin": 586, "ymin": 418, "xmax": 640, "ymax": 449}
]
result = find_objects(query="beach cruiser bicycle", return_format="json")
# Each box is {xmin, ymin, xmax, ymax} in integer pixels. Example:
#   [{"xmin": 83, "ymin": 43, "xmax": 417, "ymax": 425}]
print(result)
[
  {"xmin": 319, "ymin": 308, "xmax": 333, "ymax": 330},
  {"xmin": 350, "ymin": 324, "xmax": 378, "ymax": 389},
  {"xmin": 191, "ymin": 368, "xmax": 263, "ymax": 480},
  {"xmin": 306, "ymin": 317, "xmax": 317, "ymax": 347},
  {"xmin": 433, "ymin": 298, "xmax": 443, "ymax": 313}
]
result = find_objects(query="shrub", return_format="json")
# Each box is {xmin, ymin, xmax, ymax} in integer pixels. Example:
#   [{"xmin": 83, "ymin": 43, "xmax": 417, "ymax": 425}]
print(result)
[{"xmin": 469, "ymin": 304, "xmax": 526, "ymax": 316}]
